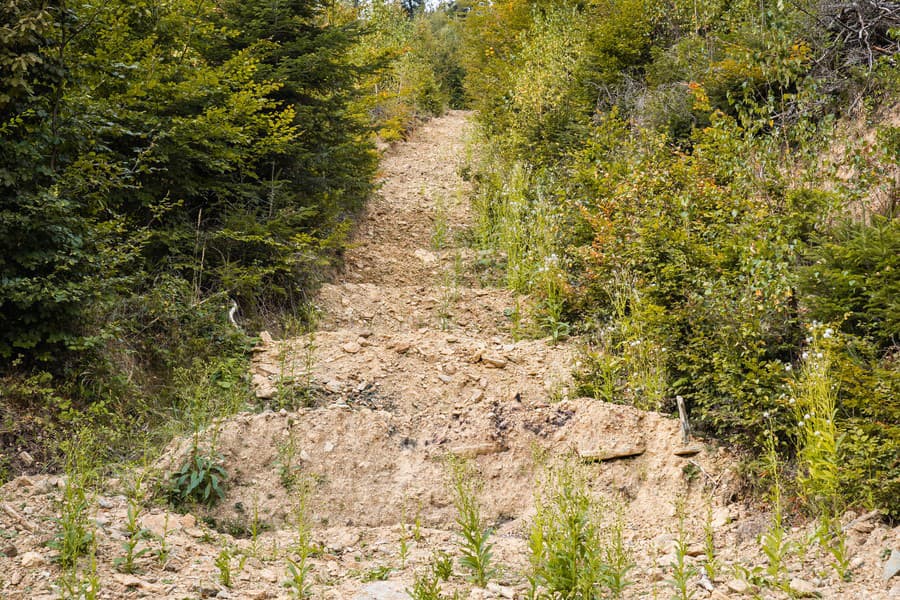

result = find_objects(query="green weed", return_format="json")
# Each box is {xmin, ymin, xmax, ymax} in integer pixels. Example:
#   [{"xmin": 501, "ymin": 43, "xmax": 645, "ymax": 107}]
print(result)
[
  {"xmin": 667, "ymin": 499, "xmax": 697, "ymax": 600},
  {"xmin": 528, "ymin": 460, "xmax": 606, "ymax": 599},
  {"xmin": 448, "ymin": 457, "xmax": 496, "ymax": 587},
  {"xmin": 285, "ymin": 476, "xmax": 314, "ymax": 598},
  {"xmin": 168, "ymin": 450, "xmax": 227, "ymax": 508}
]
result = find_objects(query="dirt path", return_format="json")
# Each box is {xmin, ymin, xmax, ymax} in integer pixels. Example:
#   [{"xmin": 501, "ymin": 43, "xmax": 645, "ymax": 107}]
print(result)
[{"xmin": 1, "ymin": 112, "xmax": 896, "ymax": 600}]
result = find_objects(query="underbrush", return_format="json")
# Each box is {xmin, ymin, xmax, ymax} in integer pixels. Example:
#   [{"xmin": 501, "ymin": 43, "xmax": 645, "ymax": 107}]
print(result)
[{"xmin": 460, "ymin": 0, "xmax": 899, "ymax": 521}]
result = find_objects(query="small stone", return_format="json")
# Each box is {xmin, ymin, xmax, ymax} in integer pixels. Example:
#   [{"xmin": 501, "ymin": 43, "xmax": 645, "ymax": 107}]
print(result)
[
  {"xmin": 3, "ymin": 544, "xmax": 17, "ymax": 557},
  {"xmin": 11, "ymin": 475, "xmax": 33, "ymax": 489},
  {"xmin": 353, "ymin": 580, "xmax": 408, "ymax": 599},
  {"xmin": 140, "ymin": 513, "xmax": 171, "ymax": 537},
  {"xmin": 442, "ymin": 364, "xmax": 457, "ymax": 375},
  {"xmin": 788, "ymin": 578, "xmax": 818, "ymax": 597},
  {"xmin": 711, "ymin": 506, "xmax": 731, "ymax": 528},
  {"xmin": 395, "ymin": 342, "xmax": 411, "ymax": 354},
  {"xmin": 112, "ymin": 573, "xmax": 164, "ymax": 592},
  {"xmin": 260, "ymin": 569, "xmax": 278, "ymax": 582},
  {"xmin": 851, "ymin": 520, "xmax": 875, "ymax": 534},
  {"xmin": 652, "ymin": 533, "xmax": 676, "ymax": 553},
  {"xmin": 486, "ymin": 582, "xmax": 515, "ymax": 598},
  {"xmin": 180, "ymin": 513, "xmax": 197, "ymax": 528},
  {"xmin": 97, "ymin": 497, "xmax": 115, "ymax": 509},
  {"xmin": 413, "ymin": 249, "xmax": 438, "ymax": 264},
  {"xmin": 726, "ymin": 579, "xmax": 751, "ymax": 594},
  {"xmin": 326, "ymin": 380, "xmax": 343, "ymax": 393},
  {"xmin": 20, "ymin": 551, "xmax": 44, "ymax": 567},
  {"xmin": 342, "ymin": 341, "xmax": 362, "ymax": 354},
  {"xmin": 359, "ymin": 330, "xmax": 374, "ymax": 338},
  {"xmin": 449, "ymin": 442, "xmax": 505, "ymax": 458},
  {"xmin": 697, "ymin": 573, "xmax": 715, "ymax": 592},
  {"xmin": 884, "ymin": 549, "xmax": 900, "ymax": 581},
  {"xmin": 438, "ymin": 374, "xmax": 453, "ymax": 384},
  {"xmin": 685, "ymin": 543, "xmax": 705, "ymax": 557},
  {"xmin": 324, "ymin": 441, "xmax": 335, "ymax": 453},
  {"xmin": 18, "ymin": 450, "xmax": 34, "ymax": 467},
  {"xmin": 470, "ymin": 389, "xmax": 485, "ymax": 403},
  {"xmin": 482, "ymin": 354, "xmax": 507, "ymax": 368},
  {"xmin": 184, "ymin": 526, "xmax": 205, "ymax": 538},
  {"xmin": 468, "ymin": 589, "xmax": 489, "ymax": 600}
]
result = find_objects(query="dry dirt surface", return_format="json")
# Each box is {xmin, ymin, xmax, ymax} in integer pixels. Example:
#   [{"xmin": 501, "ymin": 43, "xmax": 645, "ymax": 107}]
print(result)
[{"xmin": 2, "ymin": 111, "xmax": 898, "ymax": 600}]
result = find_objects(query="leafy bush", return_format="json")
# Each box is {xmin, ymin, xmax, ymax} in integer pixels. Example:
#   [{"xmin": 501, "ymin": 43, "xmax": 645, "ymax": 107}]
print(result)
[
  {"xmin": 462, "ymin": 0, "xmax": 899, "ymax": 520},
  {"xmin": 168, "ymin": 451, "xmax": 228, "ymax": 508}
]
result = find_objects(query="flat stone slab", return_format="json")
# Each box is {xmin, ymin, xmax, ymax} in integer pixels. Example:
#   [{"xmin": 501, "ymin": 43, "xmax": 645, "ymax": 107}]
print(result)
[{"xmin": 579, "ymin": 443, "xmax": 646, "ymax": 461}]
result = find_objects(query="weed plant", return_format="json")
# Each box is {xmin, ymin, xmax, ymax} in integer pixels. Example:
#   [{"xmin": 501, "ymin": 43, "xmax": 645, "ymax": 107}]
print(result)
[
  {"xmin": 115, "ymin": 501, "xmax": 152, "ymax": 573},
  {"xmin": 448, "ymin": 457, "xmax": 496, "ymax": 586},
  {"xmin": 285, "ymin": 476, "xmax": 314, "ymax": 598},
  {"xmin": 168, "ymin": 450, "xmax": 227, "ymax": 508},
  {"xmin": 603, "ymin": 504, "xmax": 635, "ymax": 598},
  {"xmin": 791, "ymin": 325, "xmax": 841, "ymax": 514},
  {"xmin": 432, "ymin": 550, "xmax": 454, "ymax": 580},
  {"xmin": 407, "ymin": 565, "xmax": 443, "ymax": 600},
  {"xmin": 432, "ymin": 192, "xmax": 450, "ymax": 250},
  {"xmin": 52, "ymin": 430, "xmax": 99, "ymax": 598},
  {"xmin": 156, "ymin": 514, "xmax": 171, "ymax": 567},
  {"xmin": 759, "ymin": 423, "xmax": 793, "ymax": 589},
  {"xmin": 667, "ymin": 499, "xmax": 697, "ymax": 600},
  {"xmin": 702, "ymin": 503, "xmax": 719, "ymax": 581},
  {"xmin": 215, "ymin": 546, "xmax": 239, "ymax": 587}
]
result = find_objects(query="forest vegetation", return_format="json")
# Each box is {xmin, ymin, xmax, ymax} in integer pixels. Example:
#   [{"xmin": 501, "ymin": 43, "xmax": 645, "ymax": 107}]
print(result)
[
  {"xmin": 1, "ymin": 0, "xmax": 463, "ymax": 470},
  {"xmin": 1, "ymin": 0, "xmax": 898, "ymax": 539}
]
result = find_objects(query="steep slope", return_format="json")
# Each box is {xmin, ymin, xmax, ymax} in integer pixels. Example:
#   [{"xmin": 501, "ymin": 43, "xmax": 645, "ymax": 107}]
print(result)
[{"xmin": 0, "ymin": 111, "xmax": 896, "ymax": 600}]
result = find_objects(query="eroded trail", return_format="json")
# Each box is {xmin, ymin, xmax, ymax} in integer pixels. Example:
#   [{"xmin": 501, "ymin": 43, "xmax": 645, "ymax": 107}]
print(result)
[{"xmin": 1, "ymin": 112, "xmax": 895, "ymax": 600}]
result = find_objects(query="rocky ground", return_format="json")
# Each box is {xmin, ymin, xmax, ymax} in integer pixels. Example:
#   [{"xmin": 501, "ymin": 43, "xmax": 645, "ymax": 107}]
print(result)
[{"xmin": 2, "ymin": 111, "xmax": 898, "ymax": 599}]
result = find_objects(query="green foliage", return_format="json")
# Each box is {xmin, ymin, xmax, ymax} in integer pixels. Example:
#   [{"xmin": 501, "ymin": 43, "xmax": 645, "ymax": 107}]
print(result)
[
  {"xmin": 406, "ymin": 565, "xmax": 443, "ymax": 600},
  {"xmin": 529, "ymin": 464, "xmax": 604, "ymax": 598},
  {"xmin": 114, "ymin": 501, "xmax": 152, "ymax": 574},
  {"xmin": 448, "ymin": 457, "xmax": 496, "ymax": 587},
  {"xmin": 168, "ymin": 450, "xmax": 227, "ymax": 508},
  {"xmin": 2, "ymin": 0, "xmax": 442, "ymax": 481},
  {"xmin": 462, "ymin": 0, "xmax": 898, "ymax": 530},
  {"xmin": 801, "ymin": 216, "xmax": 900, "ymax": 351}
]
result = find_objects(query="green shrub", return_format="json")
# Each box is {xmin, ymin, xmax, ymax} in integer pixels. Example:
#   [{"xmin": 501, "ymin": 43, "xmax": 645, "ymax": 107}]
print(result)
[{"xmin": 801, "ymin": 216, "xmax": 900, "ymax": 351}]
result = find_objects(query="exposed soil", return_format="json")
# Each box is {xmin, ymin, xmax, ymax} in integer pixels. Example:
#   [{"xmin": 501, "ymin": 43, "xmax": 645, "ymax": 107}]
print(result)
[{"xmin": 1, "ymin": 111, "xmax": 898, "ymax": 600}]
